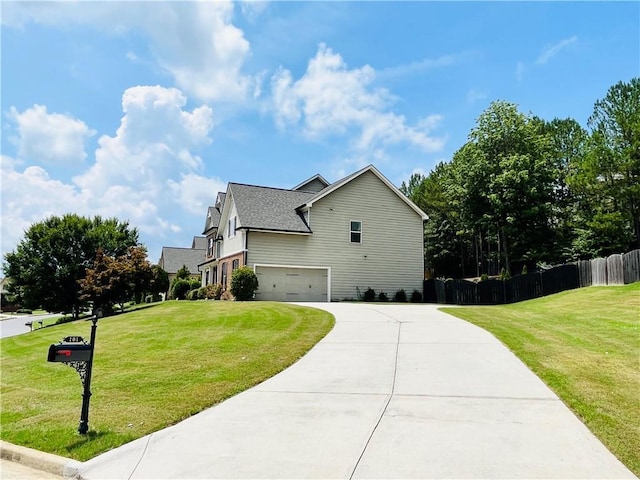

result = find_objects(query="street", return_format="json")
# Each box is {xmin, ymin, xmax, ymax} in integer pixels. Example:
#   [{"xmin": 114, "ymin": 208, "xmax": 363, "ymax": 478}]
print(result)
[{"xmin": 0, "ymin": 314, "xmax": 60, "ymax": 339}]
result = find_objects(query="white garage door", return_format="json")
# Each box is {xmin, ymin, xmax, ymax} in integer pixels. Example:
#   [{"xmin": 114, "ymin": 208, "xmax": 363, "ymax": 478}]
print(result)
[{"xmin": 254, "ymin": 266, "xmax": 328, "ymax": 302}]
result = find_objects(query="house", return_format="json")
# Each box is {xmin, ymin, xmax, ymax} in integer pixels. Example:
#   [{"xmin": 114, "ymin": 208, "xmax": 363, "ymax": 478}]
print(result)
[
  {"xmin": 199, "ymin": 164, "xmax": 427, "ymax": 302},
  {"xmin": 158, "ymin": 236, "xmax": 206, "ymax": 296}
]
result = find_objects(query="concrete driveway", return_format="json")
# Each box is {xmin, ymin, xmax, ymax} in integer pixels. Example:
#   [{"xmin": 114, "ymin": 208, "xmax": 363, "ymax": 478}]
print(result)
[{"xmin": 77, "ymin": 303, "xmax": 634, "ymax": 479}]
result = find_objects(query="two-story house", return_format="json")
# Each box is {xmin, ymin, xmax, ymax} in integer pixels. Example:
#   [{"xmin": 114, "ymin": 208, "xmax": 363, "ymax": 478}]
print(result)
[{"xmin": 198, "ymin": 164, "xmax": 427, "ymax": 302}]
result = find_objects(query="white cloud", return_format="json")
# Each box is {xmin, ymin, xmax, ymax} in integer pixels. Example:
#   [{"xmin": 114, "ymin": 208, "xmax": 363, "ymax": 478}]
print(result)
[
  {"xmin": 536, "ymin": 36, "xmax": 577, "ymax": 65},
  {"xmin": 7, "ymin": 105, "xmax": 96, "ymax": 164},
  {"xmin": 1, "ymin": 86, "xmax": 223, "ymax": 264},
  {"xmin": 271, "ymin": 44, "xmax": 445, "ymax": 154},
  {"xmin": 1, "ymin": 1, "xmax": 252, "ymax": 103},
  {"xmin": 516, "ymin": 61, "xmax": 526, "ymax": 81},
  {"xmin": 239, "ymin": 1, "xmax": 269, "ymax": 22},
  {"xmin": 168, "ymin": 174, "xmax": 227, "ymax": 216},
  {"xmin": 378, "ymin": 51, "xmax": 479, "ymax": 80},
  {"xmin": 467, "ymin": 89, "xmax": 487, "ymax": 104},
  {"xmin": 74, "ymin": 85, "xmax": 213, "ymax": 195},
  {"xmin": 0, "ymin": 158, "xmax": 89, "ymax": 261}
]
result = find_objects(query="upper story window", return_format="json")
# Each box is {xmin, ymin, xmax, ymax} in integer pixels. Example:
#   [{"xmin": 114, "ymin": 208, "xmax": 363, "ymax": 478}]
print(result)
[
  {"xmin": 207, "ymin": 238, "xmax": 214, "ymax": 257},
  {"xmin": 350, "ymin": 220, "xmax": 362, "ymax": 244},
  {"xmin": 228, "ymin": 216, "xmax": 236, "ymax": 238},
  {"xmin": 216, "ymin": 240, "xmax": 221, "ymax": 259}
]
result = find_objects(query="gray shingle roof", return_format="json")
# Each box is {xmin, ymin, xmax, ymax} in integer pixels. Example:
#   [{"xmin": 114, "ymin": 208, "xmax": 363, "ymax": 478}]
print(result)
[
  {"xmin": 159, "ymin": 246, "xmax": 205, "ymax": 274},
  {"xmin": 202, "ymin": 206, "xmax": 220, "ymax": 234},
  {"xmin": 229, "ymin": 183, "xmax": 315, "ymax": 233},
  {"xmin": 192, "ymin": 236, "xmax": 207, "ymax": 249}
]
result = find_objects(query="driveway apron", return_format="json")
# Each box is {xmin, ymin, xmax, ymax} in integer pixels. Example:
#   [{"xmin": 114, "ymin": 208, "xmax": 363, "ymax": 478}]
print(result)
[{"xmin": 77, "ymin": 303, "xmax": 635, "ymax": 479}]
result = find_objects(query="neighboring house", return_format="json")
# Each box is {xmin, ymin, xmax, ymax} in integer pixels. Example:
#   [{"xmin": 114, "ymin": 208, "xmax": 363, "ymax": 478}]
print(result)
[
  {"xmin": 0, "ymin": 277, "xmax": 11, "ymax": 307},
  {"xmin": 199, "ymin": 164, "xmax": 427, "ymax": 302},
  {"xmin": 158, "ymin": 236, "xmax": 206, "ymax": 296},
  {"xmin": 0, "ymin": 277, "xmax": 9, "ymax": 296}
]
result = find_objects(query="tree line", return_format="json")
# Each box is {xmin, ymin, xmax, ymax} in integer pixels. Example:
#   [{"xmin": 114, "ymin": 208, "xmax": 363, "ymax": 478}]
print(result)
[
  {"xmin": 401, "ymin": 78, "xmax": 639, "ymax": 278},
  {"xmin": 3, "ymin": 214, "xmax": 169, "ymax": 316}
]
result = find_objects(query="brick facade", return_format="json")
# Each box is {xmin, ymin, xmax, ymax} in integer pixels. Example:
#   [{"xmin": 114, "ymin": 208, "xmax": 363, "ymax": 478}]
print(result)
[{"xmin": 218, "ymin": 252, "xmax": 245, "ymax": 289}]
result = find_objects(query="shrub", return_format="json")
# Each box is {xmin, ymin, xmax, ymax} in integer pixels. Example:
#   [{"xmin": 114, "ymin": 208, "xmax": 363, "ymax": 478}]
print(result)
[
  {"xmin": 55, "ymin": 316, "xmax": 74, "ymax": 325},
  {"xmin": 201, "ymin": 283, "xmax": 223, "ymax": 300},
  {"xmin": 363, "ymin": 287, "xmax": 376, "ymax": 302},
  {"xmin": 189, "ymin": 279, "xmax": 201, "ymax": 291},
  {"xmin": 522, "ymin": 265, "xmax": 528, "ymax": 275},
  {"xmin": 378, "ymin": 291, "xmax": 388, "ymax": 302},
  {"xmin": 187, "ymin": 289, "xmax": 199, "ymax": 301},
  {"xmin": 480, "ymin": 273, "xmax": 489, "ymax": 282},
  {"xmin": 500, "ymin": 268, "xmax": 511, "ymax": 280},
  {"xmin": 171, "ymin": 279, "xmax": 191, "ymax": 300},
  {"xmin": 220, "ymin": 290, "xmax": 234, "ymax": 301},
  {"xmin": 393, "ymin": 289, "xmax": 407, "ymax": 302},
  {"xmin": 410, "ymin": 289, "xmax": 423, "ymax": 303},
  {"xmin": 230, "ymin": 267, "xmax": 259, "ymax": 301}
]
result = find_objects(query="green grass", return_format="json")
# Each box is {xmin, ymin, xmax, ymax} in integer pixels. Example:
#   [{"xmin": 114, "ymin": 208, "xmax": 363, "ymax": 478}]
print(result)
[
  {"xmin": 442, "ymin": 283, "xmax": 640, "ymax": 476},
  {"xmin": 0, "ymin": 301, "xmax": 334, "ymax": 461}
]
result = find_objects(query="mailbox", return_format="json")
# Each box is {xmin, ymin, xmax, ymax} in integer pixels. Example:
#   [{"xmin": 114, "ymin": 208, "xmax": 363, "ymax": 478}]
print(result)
[{"xmin": 47, "ymin": 343, "xmax": 92, "ymax": 363}]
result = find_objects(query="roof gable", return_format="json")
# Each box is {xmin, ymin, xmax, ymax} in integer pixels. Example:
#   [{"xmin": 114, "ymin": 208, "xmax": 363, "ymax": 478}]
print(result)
[
  {"xmin": 292, "ymin": 174, "xmax": 330, "ymax": 193},
  {"xmin": 202, "ymin": 206, "xmax": 221, "ymax": 234},
  {"xmin": 303, "ymin": 164, "xmax": 428, "ymax": 220},
  {"xmin": 192, "ymin": 236, "xmax": 207, "ymax": 249}
]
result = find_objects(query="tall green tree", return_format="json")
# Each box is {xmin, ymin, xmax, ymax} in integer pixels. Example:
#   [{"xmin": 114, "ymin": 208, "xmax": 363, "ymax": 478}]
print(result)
[
  {"xmin": 539, "ymin": 117, "xmax": 589, "ymax": 261},
  {"xmin": 400, "ymin": 172, "xmax": 427, "ymax": 203},
  {"xmin": 149, "ymin": 264, "xmax": 170, "ymax": 299},
  {"xmin": 3, "ymin": 214, "xmax": 139, "ymax": 316},
  {"xmin": 453, "ymin": 101, "xmax": 554, "ymax": 273},
  {"xmin": 572, "ymin": 78, "xmax": 640, "ymax": 255}
]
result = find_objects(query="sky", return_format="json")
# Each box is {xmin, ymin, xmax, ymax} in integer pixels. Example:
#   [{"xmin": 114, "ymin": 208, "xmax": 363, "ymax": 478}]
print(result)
[{"xmin": 1, "ymin": 1, "xmax": 639, "ymax": 267}]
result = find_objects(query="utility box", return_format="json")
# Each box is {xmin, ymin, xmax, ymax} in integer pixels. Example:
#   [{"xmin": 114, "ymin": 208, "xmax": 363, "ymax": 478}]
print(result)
[{"xmin": 47, "ymin": 343, "xmax": 92, "ymax": 363}]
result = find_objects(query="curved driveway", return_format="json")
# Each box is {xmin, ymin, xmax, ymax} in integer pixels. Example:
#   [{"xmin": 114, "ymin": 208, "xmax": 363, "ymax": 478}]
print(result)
[{"xmin": 78, "ymin": 303, "xmax": 634, "ymax": 479}]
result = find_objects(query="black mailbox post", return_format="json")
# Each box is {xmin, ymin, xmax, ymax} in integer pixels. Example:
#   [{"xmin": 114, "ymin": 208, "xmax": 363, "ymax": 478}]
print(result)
[{"xmin": 47, "ymin": 315, "xmax": 98, "ymax": 435}]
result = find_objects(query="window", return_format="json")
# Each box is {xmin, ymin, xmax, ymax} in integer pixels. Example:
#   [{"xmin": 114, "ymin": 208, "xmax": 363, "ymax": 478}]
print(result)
[
  {"xmin": 221, "ymin": 263, "xmax": 228, "ymax": 287},
  {"xmin": 232, "ymin": 259, "xmax": 239, "ymax": 271},
  {"xmin": 216, "ymin": 241, "xmax": 221, "ymax": 259},
  {"xmin": 213, "ymin": 266, "xmax": 218, "ymax": 284},
  {"xmin": 228, "ymin": 216, "xmax": 236, "ymax": 238},
  {"xmin": 207, "ymin": 238, "xmax": 214, "ymax": 257},
  {"xmin": 205, "ymin": 269, "xmax": 210, "ymax": 285},
  {"xmin": 350, "ymin": 220, "xmax": 362, "ymax": 243}
]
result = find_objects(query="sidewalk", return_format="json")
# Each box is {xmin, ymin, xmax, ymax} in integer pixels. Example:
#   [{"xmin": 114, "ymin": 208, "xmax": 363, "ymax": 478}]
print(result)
[{"xmin": 73, "ymin": 303, "xmax": 635, "ymax": 479}]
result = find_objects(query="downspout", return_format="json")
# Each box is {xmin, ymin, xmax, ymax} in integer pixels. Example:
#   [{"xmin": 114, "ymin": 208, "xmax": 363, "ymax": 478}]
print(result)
[{"xmin": 243, "ymin": 229, "xmax": 249, "ymax": 266}]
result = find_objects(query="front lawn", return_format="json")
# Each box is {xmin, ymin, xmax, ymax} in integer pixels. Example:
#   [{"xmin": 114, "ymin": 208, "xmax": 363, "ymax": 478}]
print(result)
[
  {"xmin": 0, "ymin": 301, "xmax": 334, "ymax": 461},
  {"xmin": 442, "ymin": 283, "xmax": 640, "ymax": 476}
]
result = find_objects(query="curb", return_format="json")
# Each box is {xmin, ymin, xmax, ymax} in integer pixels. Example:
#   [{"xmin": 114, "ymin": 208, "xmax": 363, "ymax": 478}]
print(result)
[{"xmin": 0, "ymin": 440, "xmax": 82, "ymax": 479}]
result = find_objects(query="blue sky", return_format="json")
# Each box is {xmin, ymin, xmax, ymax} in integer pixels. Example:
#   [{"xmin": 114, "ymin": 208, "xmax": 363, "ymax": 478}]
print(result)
[{"xmin": 1, "ymin": 1, "xmax": 638, "ymax": 266}]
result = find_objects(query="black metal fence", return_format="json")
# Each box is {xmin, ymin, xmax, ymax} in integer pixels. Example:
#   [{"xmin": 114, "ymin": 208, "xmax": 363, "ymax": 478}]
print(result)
[{"xmin": 424, "ymin": 249, "xmax": 640, "ymax": 305}]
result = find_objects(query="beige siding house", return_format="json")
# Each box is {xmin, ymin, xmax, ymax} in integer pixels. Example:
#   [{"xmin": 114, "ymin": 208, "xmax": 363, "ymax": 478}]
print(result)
[{"xmin": 199, "ymin": 165, "xmax": 427, "ymax": 302}]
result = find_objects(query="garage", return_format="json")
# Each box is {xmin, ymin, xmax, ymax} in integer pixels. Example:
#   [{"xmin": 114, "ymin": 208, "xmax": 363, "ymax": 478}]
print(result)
[{"xmin": 254, "ymin": 265, "xmax": 329, "ymax": 302}]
